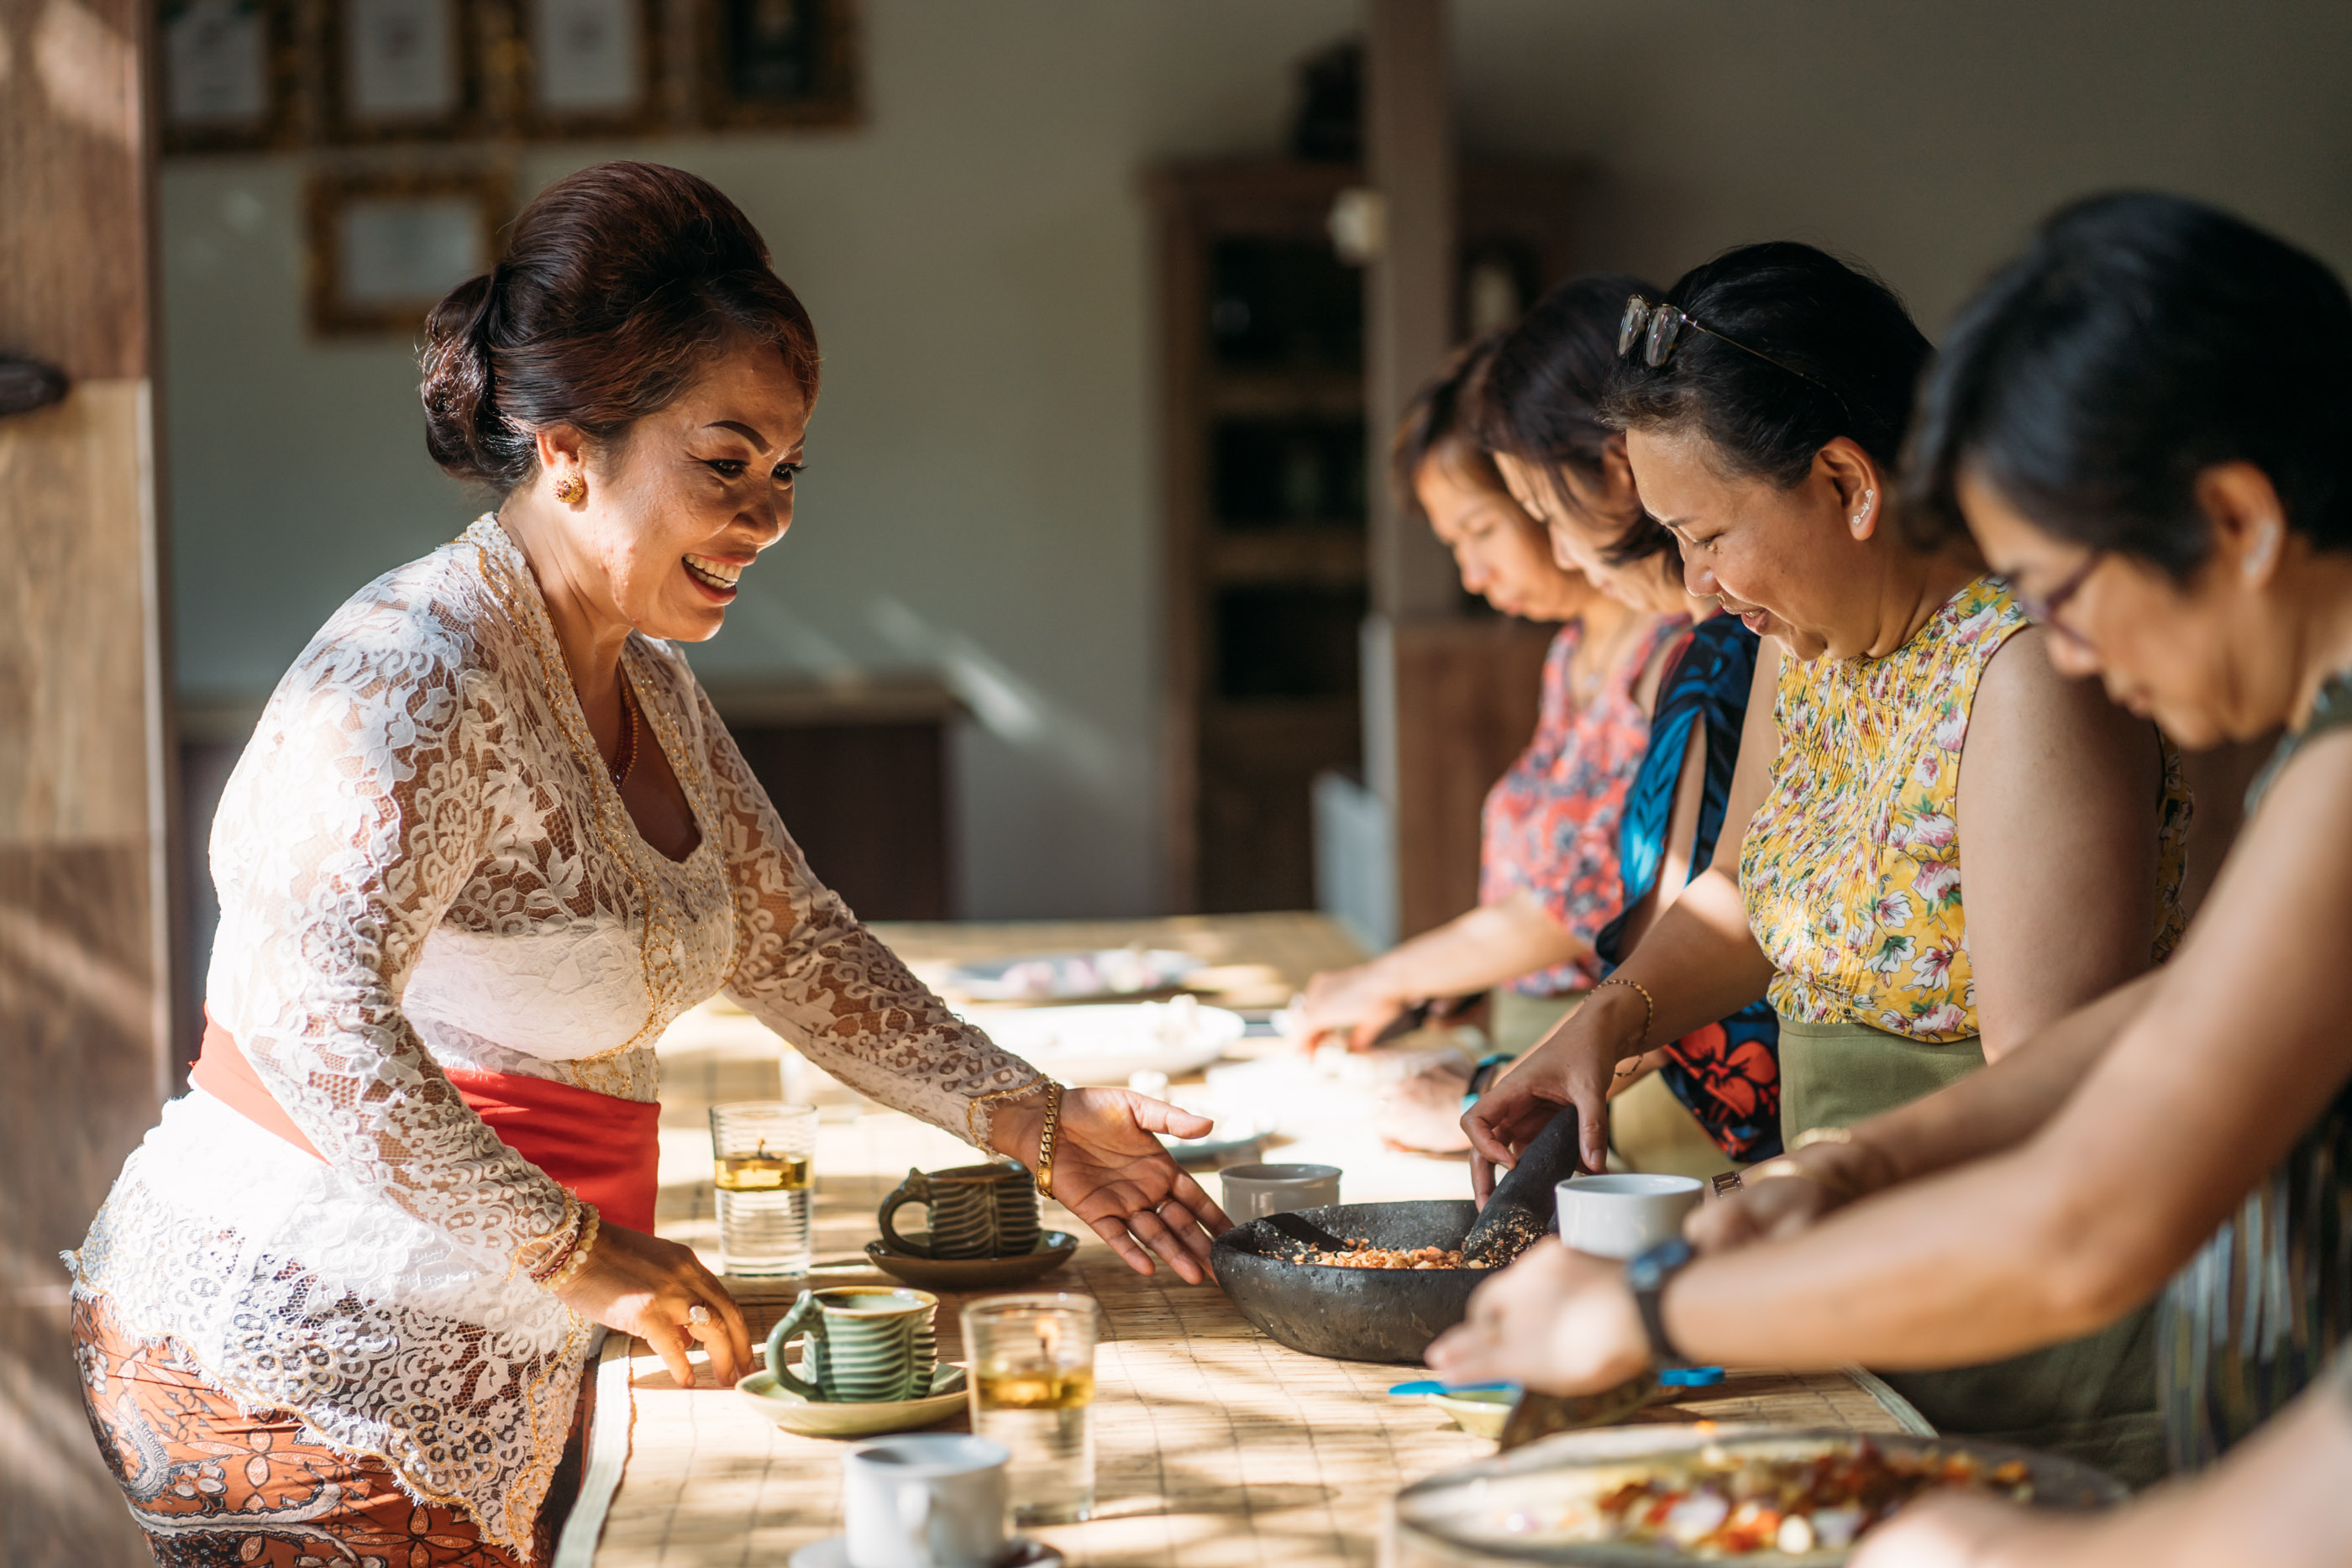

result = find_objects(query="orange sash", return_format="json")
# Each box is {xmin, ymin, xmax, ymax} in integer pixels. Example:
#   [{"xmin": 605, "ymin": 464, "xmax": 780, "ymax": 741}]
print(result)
[{"xmin": 190, "ymin": 1012, "xmax": 660, "ymax": 1232}]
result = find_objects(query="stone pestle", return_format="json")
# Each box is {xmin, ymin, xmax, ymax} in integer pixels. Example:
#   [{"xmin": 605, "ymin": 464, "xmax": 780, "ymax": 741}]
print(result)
[{"xmin": 1458, "ymin": 1105, "xmax": 1583, "ymax": 1269}]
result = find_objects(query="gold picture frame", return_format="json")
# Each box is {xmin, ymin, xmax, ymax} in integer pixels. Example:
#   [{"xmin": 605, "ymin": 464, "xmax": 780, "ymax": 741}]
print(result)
[
  {"xmin": 320, "ymin": 0, "xmax": 497, "ymax": 143},
  {"xmin": 306, "ymin": 165, "xmax": 511, "ymax": 337},
  {"xmin": 515, "ymin": 0, "xmax": 664, "ymax": 137},
  {"xmin": 699, "ymin": 0, "xmax": 858, "ymax": 131},
  {"xmin": 160, "ymin": 0, "xmax": 301, "ymax": 153}
]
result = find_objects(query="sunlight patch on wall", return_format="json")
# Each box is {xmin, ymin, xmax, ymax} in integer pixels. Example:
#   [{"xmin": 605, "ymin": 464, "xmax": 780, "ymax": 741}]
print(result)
[{"xmin": 866, "ymin": 595, "xmax": 1142, "ymax": 802}]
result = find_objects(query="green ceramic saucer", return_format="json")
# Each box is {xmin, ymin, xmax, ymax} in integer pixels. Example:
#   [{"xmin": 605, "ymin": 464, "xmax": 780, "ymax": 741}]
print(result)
[
  {"xmin": 735, "ymin": 1361, "xmax": 969, "ymax": 1439},
  {"xmin": 862, "ymin": 1230, "xmax": 1079, "ymax": 1291},
  {"xmin": 1424, "ymin": 1387, "xmax": 1515, "ymax": 1440}
]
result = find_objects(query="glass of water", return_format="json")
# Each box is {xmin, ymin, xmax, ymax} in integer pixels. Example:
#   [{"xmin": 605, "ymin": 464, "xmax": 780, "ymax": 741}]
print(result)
[
  {"xmin": 962, "ymin": 1293, "xmax": 1098, "ymax": 1523},
  {"xmin": 708, "ymin": 1102, "xmax": 818, "ymax": 1277}
]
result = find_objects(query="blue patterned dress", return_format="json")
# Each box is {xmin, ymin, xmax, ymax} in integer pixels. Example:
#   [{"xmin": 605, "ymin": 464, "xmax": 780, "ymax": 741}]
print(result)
[{"xmin": 1593, "ymin": 615, "xmax": 1782, "ymax": 1161}]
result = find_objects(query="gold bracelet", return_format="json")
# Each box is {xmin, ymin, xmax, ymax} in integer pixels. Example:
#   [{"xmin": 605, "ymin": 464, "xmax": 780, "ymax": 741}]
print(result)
[
  {"xmin": 540, "ymin": 1206, "xmax": 601, "ymax": 1293},
  {"xmin": 1593, "ymin": 974, "xmax": 1656, "ymax": 1054},
  {"xmin": 1792, "ymin": 1125, "xmax": 1856, "ymax": 1151},
  {"xmin": 1035, "ymin": 1082, "xmax": 1064, "ymax": 1199}
]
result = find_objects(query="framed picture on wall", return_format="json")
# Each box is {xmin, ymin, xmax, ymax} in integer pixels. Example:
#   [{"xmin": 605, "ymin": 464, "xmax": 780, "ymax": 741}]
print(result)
[
  {"xmin": 701, "ymin": 0, "xmax": 858, "ymax": 129},
  {"xmin": 323, "ymin": 0, "xmax": 490, "ymax": 141},
  {"xmin": 522, "ymin": 0, "xmax": 659, "ymax": 134},
  {"xmin": 160, "ymin": 0, "xmax": 297, "ymax": 152},
  {"xmin": 307, "ymin": 167, "xmax": 509, "ymax": 336}
]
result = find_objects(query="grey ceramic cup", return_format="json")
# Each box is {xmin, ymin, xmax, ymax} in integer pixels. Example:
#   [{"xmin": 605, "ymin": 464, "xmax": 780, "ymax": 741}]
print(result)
[
  {"xmin": 766, "ymin": 1286, "xmax": 939, "ymax": 1404},
  {"xmin": 1220, "ymin": 1162, "xmax": 1341, "ymax": 1221},
  {"xmin": 878, "ymin": 1161, "xmax": 1042, "ymax": 1259}
]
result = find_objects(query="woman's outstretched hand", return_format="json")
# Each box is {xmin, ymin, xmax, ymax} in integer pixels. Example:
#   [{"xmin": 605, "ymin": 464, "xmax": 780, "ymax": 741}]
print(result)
[
  {"xmin": 1462, "ymin": 985, "xmax": 1649, "ymax": 1198},
  {"xmin": 994, "ymin": 1086, "xmax": 1236, "ymax": 1283},
  {"xmin": 1424, "ymin": 1241, "xmax": 1650, "ymax": 1394},
  {"xmin": 551, "ymin": 1220, "xmax": 752, "ymax": 1389},
  {"xmin": 1299, "ymin": 962, "xmax": 1417, "ymax": 1051}
]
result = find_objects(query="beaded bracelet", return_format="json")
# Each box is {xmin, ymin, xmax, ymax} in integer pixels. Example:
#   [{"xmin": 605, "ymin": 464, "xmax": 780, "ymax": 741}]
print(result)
[{"xmin": 534, "ymin": 1205, "xmax": 601, "ymax": 1293}]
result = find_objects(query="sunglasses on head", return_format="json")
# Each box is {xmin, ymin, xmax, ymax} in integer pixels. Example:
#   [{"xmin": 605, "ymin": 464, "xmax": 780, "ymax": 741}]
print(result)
[{"xmin": 1618, "ymin": 295, "xmax": 1852, "ymax": 417}]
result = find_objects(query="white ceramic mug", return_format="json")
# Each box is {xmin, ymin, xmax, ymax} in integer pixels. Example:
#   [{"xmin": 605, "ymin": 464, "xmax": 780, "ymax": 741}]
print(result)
[
  {"xmin": 1553, "ymin": 1172, "xmax": 1704, "ymax": 1259},
  {"xmin": 1221, "ymin": 1162, "xmax": 1341, "ymax": 1221},
  {"xmin": 843, "ymin": 1434, "xmax": 1009, "ymax": 1568}
]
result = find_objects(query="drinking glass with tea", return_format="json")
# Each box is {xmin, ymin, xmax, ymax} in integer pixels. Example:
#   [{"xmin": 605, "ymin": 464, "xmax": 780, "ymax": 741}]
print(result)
[
  {"xmin": 708, "ymin": 1102, "xmax": 818, "ymax": 1277},
  {"xmin": 961, "ymin": 1293, "xmax": 1099, "ymax": 1523}
]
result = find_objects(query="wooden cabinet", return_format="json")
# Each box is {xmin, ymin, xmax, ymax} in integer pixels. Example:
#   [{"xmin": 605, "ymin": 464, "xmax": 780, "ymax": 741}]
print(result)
[
  {"xmin": 1150, "ymin": 157, "xmax": 1584, "ymax": 915},
  {"xmin": 706, "ymin": 682, "xmax": 958, "ymax": 922}
]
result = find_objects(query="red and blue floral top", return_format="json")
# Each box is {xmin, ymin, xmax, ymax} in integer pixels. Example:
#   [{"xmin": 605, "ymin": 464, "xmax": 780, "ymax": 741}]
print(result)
[{"xmin": 1481, "ymin": 615, "xmax": 1688, "ymax": 997}]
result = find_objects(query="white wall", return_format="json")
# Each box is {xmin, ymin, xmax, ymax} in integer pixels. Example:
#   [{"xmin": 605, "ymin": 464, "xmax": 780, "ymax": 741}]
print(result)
[
  {"xmin": 1457, "ymin": 0, "xmax": 2352, "ymax": 328},
  {"xmin": 161, "ymin": 0, "xmax": 2352, "ymax": 916},
  {"xmin": 161, "ymin": 0, "xmax": 1356, "ymax": 920}
]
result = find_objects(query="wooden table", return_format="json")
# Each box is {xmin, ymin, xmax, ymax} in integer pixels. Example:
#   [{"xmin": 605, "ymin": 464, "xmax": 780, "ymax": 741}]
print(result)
[{"xmin": 584, "ymin": 914, "xmax": 1915, "ymax": 1567}]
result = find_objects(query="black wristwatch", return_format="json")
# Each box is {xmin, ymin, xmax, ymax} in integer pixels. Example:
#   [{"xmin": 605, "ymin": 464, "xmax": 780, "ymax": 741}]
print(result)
[{"xmin": 1625, "ymin": 1237, "xmax": 1697, "ymax": 1369}]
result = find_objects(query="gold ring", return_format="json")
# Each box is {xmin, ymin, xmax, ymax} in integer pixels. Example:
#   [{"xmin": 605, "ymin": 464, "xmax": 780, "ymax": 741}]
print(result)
[{"xmin": 687, "ymin": 1303, "xmax": 712, "ymax": 1328}]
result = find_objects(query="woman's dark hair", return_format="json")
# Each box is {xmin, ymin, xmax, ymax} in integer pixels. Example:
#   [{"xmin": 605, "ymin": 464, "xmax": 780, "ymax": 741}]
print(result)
[
  {"xmin": 1904, "ymin": 192, "xmax": 2352, "ymax": 574},
  {"xmin": 1602, "ymin": 242, "xmax": 1929, "ymax": 492},
  {"xmin": 421, "ymin": 160, "xmax": 820, "ymax": 491},
  {"xmin": 1389, "ymin": 332, "xmax": 1514, "ymax": 519},
  {"xmin": 1472, "ymin": 274, "xmax": 1676, "ymax": 567}
]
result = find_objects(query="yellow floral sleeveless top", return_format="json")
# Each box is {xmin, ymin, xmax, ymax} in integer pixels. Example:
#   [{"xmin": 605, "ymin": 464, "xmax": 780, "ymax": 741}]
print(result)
[{"xmin": 1740, "ymin": 577, "xmax": 2190, "ymax": 1041}]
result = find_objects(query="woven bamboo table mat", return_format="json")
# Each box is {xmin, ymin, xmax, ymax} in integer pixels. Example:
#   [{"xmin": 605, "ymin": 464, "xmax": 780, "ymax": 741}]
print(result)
[{"xmin": 591, "ymin": 913, "xmax": 1911, "ymax": 1567}]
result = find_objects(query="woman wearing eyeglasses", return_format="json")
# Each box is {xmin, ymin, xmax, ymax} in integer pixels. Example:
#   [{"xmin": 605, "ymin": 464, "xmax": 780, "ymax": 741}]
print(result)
[
  {"xmin": 1610, "ymin": 192, "xmax": 2352, "ymax": 1568},
  {"xmin": 1457, "ymin": 242, "xmax": 2187, "ymax": 1479}
]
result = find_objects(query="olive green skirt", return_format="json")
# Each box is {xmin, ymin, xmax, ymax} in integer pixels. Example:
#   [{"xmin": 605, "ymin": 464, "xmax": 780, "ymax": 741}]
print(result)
[{"xmin": 1779, "ymin": 1013, "xmax": 2166, "ymax": 1487}]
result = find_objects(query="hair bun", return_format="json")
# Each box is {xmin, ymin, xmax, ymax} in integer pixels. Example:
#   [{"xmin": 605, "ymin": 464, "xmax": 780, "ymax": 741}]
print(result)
[
  {"xmin": 419, "ymin": 271, "xmax": 510, "ymax": 486},
  {"xmin": 416, "ymin": 161, "xmax": 820, "ymax": 494}
]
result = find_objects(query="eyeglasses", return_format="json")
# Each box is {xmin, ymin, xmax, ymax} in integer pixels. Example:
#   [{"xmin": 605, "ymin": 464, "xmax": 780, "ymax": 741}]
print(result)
[
  {"xmin": 1617, "ymin": 295, "xmax": 1851, "ymax": 415},
  {"xmin": 2014, "ymin": 550, "xmax": 2105, "ymax": 646}
]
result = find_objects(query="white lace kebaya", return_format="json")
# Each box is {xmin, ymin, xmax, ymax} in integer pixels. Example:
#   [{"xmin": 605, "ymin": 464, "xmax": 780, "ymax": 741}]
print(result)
[{"xmin": 68, "ymin": 516, "xmax": 1043, "ymax": 1555}]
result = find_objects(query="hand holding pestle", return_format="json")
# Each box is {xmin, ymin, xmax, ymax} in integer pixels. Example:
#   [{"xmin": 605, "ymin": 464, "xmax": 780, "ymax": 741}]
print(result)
[{"xmin": 1459, "ymin": 1104, "xmax": 1581, "ymax": 1269}]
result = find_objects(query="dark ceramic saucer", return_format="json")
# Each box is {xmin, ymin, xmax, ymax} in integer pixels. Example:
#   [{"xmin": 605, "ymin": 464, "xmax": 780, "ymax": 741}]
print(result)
[{"xmin": 862, "ymin": 1230, "xmax": 1079, "ymax": 1290}]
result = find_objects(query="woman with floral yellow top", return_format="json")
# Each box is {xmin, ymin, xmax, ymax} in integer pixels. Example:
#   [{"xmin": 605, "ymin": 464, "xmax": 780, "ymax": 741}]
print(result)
[
  {"xmin": 1457, "ymin": 243, "xmax": 2187, "ymax": 1480},
  {"xmin": 1438, "ymin": 195, "xmax": 2352, "ymax": 1558}
]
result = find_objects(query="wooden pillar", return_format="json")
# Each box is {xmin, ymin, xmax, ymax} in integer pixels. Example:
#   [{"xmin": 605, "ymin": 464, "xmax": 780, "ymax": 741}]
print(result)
[
  {"xmin": 1362, "ymin": 0, "xmax": 1457, "ymax": 623},
  {"xmin": 1357, "ymin": 0, "xmax": 1505, "ymax": 943},
  {"xmin": 0, "ymin": 0, "xmax": 175, "ymax": 1558}
]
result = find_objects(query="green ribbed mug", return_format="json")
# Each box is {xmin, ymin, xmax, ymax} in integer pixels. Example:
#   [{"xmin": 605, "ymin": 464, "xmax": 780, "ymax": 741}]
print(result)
[
  {"xmin": 766, "ymin": 1287, "xmax": 939, "ymax": 1404},
  {"xmin": 879, "ymin": 1161, "xmax": 1042, "ymax": 1259}
]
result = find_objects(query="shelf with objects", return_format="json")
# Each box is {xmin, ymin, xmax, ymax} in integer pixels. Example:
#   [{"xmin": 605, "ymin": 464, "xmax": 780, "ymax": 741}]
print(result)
[{"xmin": 1148, "ymin": 155, "xmax": 1584, "ymax": 916}]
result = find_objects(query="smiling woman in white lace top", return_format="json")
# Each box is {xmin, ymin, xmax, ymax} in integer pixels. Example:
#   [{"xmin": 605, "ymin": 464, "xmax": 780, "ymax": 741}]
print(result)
[{"xmin": 66, "ymin": 161, "xmax": 1231, "ymax": 1568}]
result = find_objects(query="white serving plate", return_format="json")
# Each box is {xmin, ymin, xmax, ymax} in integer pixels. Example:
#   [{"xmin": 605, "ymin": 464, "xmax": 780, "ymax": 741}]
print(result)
[
  {"xmin": 943, "ymin": 947, "xmax": 1204, "ymax": 1003},
  {"xmin": 969, "ymin": 999, "xmax": 1244, "ymax": 1084}
]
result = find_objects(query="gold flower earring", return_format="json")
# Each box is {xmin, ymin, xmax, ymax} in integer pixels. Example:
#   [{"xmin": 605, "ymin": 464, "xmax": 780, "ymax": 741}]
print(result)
[{"xmin": 554, "ymin": 471, "xmax": 588, "ymax": 506}]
